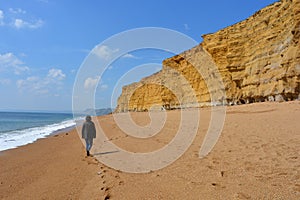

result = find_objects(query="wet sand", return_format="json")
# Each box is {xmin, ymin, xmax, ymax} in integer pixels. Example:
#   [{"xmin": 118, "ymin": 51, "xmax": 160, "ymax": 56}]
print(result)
[{"xmin": 0, "ymin": 101, "xmax": 299, "ymax": 199}]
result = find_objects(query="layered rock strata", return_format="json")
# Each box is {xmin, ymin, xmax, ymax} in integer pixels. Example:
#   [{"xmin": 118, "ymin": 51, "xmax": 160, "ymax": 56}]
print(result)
[{"xmin": 116, "ymin": 0, "xmax": 300, "ymax": 112}]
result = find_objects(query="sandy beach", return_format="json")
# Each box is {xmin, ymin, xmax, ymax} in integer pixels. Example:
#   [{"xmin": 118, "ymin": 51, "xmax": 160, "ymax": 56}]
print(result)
[{"xmin": 0, "ymin": 101, "xmax": 299, "ymax": 199}]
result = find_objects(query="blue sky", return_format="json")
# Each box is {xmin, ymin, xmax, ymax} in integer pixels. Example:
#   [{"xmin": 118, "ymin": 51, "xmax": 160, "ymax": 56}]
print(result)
[{"xmin": 0, "ymin": 0, "xmax": 277, "ymax": 112}]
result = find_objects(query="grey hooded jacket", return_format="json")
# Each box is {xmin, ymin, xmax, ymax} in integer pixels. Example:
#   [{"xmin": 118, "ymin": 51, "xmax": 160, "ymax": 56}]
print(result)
[{"xmin": 81, "ymin": 119, "xmax": 96, "ymax": 140}]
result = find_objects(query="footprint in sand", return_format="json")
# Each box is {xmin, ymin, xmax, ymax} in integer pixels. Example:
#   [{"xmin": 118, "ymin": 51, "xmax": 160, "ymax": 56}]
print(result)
[
  {"xmin": 103, "ymin": 187, "xmax": 111, "ymax": 200},
  {"xmin": 87, "ymin": 160, "xmax": 97, "ymax": 165},
  {"xmin": 289, "ymin": 156, "xmax": 298, "ymax": 160},
  {"xmin": 211, "ymin": 183, "xmax": 218, "ymax": 186},
  {"xmin": 207, "ymin": 165, "xmax": 214, "ymax": 169},
  {"xmin": 212, "ymin": 160, "xmax": 219, "ymax": 164},
  {"xmin": 220, "ymin": 171, "xmax": 225, "ymax": 177},
  {"xmin": 233, "ymin": 192, "xmax": 251, "ymax": 199},
  {"xmin": 293, "ymin": 184, "xmax": 300, "ymax": 192},
  {"xmin": 104, "ymin": 194, "xmax": 111, "ymax": 200}
]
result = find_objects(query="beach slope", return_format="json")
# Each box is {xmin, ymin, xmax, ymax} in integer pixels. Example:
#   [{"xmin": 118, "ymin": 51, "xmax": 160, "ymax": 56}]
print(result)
[{"xmin": 0, "ymin": 101, "xmax": 299, "ymax": 199}]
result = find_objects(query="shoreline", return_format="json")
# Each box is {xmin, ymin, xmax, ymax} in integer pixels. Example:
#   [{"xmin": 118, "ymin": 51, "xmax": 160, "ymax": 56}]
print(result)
[
  {"xmin": 0, "ymin": 125, "xmax": 76, "ymax": 154},
  {"xmin": 1, "ymin": 100, "xmax": 295, "ymax": 153},
  {"xmin": 2, "ymin": 100, "xmax": 299, "ymax": 153},
  {"xmin": 0, "ymin": 101, "xmax": 299, "ymax": 199},
  {"xmin": 0, "ymin": 114, "xmax": 84, "ymax": 153}
]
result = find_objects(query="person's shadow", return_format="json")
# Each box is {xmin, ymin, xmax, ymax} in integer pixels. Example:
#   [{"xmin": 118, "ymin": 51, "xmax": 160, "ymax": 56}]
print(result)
[{"xmin": 93, "ymin": 150, "xmax": 119, "ymax": 156}]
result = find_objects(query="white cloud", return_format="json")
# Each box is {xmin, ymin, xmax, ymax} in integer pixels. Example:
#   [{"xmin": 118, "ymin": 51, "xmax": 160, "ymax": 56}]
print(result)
[
  {"xmin": 37, "ymin": 0, "xmax": 49, "ymax": 3},
  {"xmin": 92, "ymin": 45, "xmax": 138, "ymax": 60},
  {"xmin": 184, "ymin": 23, "xmax": 190, "ymax": 30},
  {"xmin": 17, "ymin": 76, "xmax": 45, "ymax": 93},
  {"xmin": 0, "ymin": 52, "xmax": 29, "ymax": 75},
  {"xmin": 0, "ymin": 10, "xmax": 4, "ymax": 26},
  {"xmin": 108, "ymin": 65, "xmax": 113, "ymax": 70},
  {"xmin": 14, "ymin": 19, "xmax": 24, "ymax": 28},
  {"xmin": 0, "ymin": 79, "xmax": 11, "ymax": 85},
  {"xmin": 47, "ymin": 68, "xmax": 66, "ymax": 80},
  {"xmin": 92, "ymin": 45, "xmax": 119, "ymax": 60},
  {"xmin": 17, "ymin": 68, "xmax": 66, "ymax": 94},
  {"xmin": 0, "ymin": 8, "xmax": 44, "ymax": 29},
  {"xmin": 9, "ymin": 8, "xmax": 26, "ymax": 14},
  {"xmin": 99, "ymin": 84, "xmax": 108, "ymax": 90},
  {"xmin": 83, "ymin": 77, "xmax": 108, "ymax": 91},
  {"xmin": 15, "ymin": 66, "xmax": 30, "ymax": 75},
  {"xmin": 14, "ymin": 18, "xmax": 43, "ymax": 29},
  {"xmin": 84, "ymin": 77, "xmax": 99, "ymax": 90},
  {"xmin": 19, "ymin": 52, "xmax": 27, "ymax": 57},
  {"xmin": 122, "ymin": 53, "xmax": 138, "ymax": 59}
]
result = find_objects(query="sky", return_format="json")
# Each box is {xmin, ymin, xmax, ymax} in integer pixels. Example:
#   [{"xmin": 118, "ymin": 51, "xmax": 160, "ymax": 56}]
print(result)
[{"xmin": 0, "ymin": 0, "xmax": 278, "ymax": 112}]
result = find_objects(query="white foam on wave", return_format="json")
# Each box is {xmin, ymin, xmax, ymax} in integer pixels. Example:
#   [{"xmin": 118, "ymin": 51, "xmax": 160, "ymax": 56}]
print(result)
[{"xmin": 0, "ymin": 117, "xmax": 84, "ymax": 152}]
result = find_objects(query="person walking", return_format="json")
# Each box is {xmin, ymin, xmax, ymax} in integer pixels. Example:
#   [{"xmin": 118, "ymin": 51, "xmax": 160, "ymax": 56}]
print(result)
[{"xmin": 81, "ymin": 115, "xmax": 96, "ymax": 156}]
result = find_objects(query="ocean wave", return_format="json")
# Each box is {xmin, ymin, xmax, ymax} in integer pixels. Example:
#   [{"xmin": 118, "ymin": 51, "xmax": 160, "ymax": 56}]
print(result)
[{"xmin": 0, "ymin": 117, "xmax": 84, "ymax": 152}]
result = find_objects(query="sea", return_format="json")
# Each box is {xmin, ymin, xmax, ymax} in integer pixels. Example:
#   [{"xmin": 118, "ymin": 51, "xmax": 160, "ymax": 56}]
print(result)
[{"xmin": 0, "ymin": 111, "xmax": 84, "ymax": 152}]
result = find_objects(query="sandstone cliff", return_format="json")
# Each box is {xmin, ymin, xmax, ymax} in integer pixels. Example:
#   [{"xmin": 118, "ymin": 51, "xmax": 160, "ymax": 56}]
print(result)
[{"xmin": 116, "ymin": 0, "xmax": 300, "ymax": 112}]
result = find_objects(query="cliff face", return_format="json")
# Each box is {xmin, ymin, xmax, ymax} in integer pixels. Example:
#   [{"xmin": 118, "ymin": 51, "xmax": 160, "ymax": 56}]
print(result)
[{"xmin": 115, "ymin": 0, "xmax": 300, "ymax": 112}]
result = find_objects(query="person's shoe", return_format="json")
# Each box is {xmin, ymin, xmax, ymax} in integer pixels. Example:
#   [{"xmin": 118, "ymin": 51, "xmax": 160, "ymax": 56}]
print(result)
[{"xmin": 87, "ymin": 151, "xmax": 90, "ymax": 156}]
